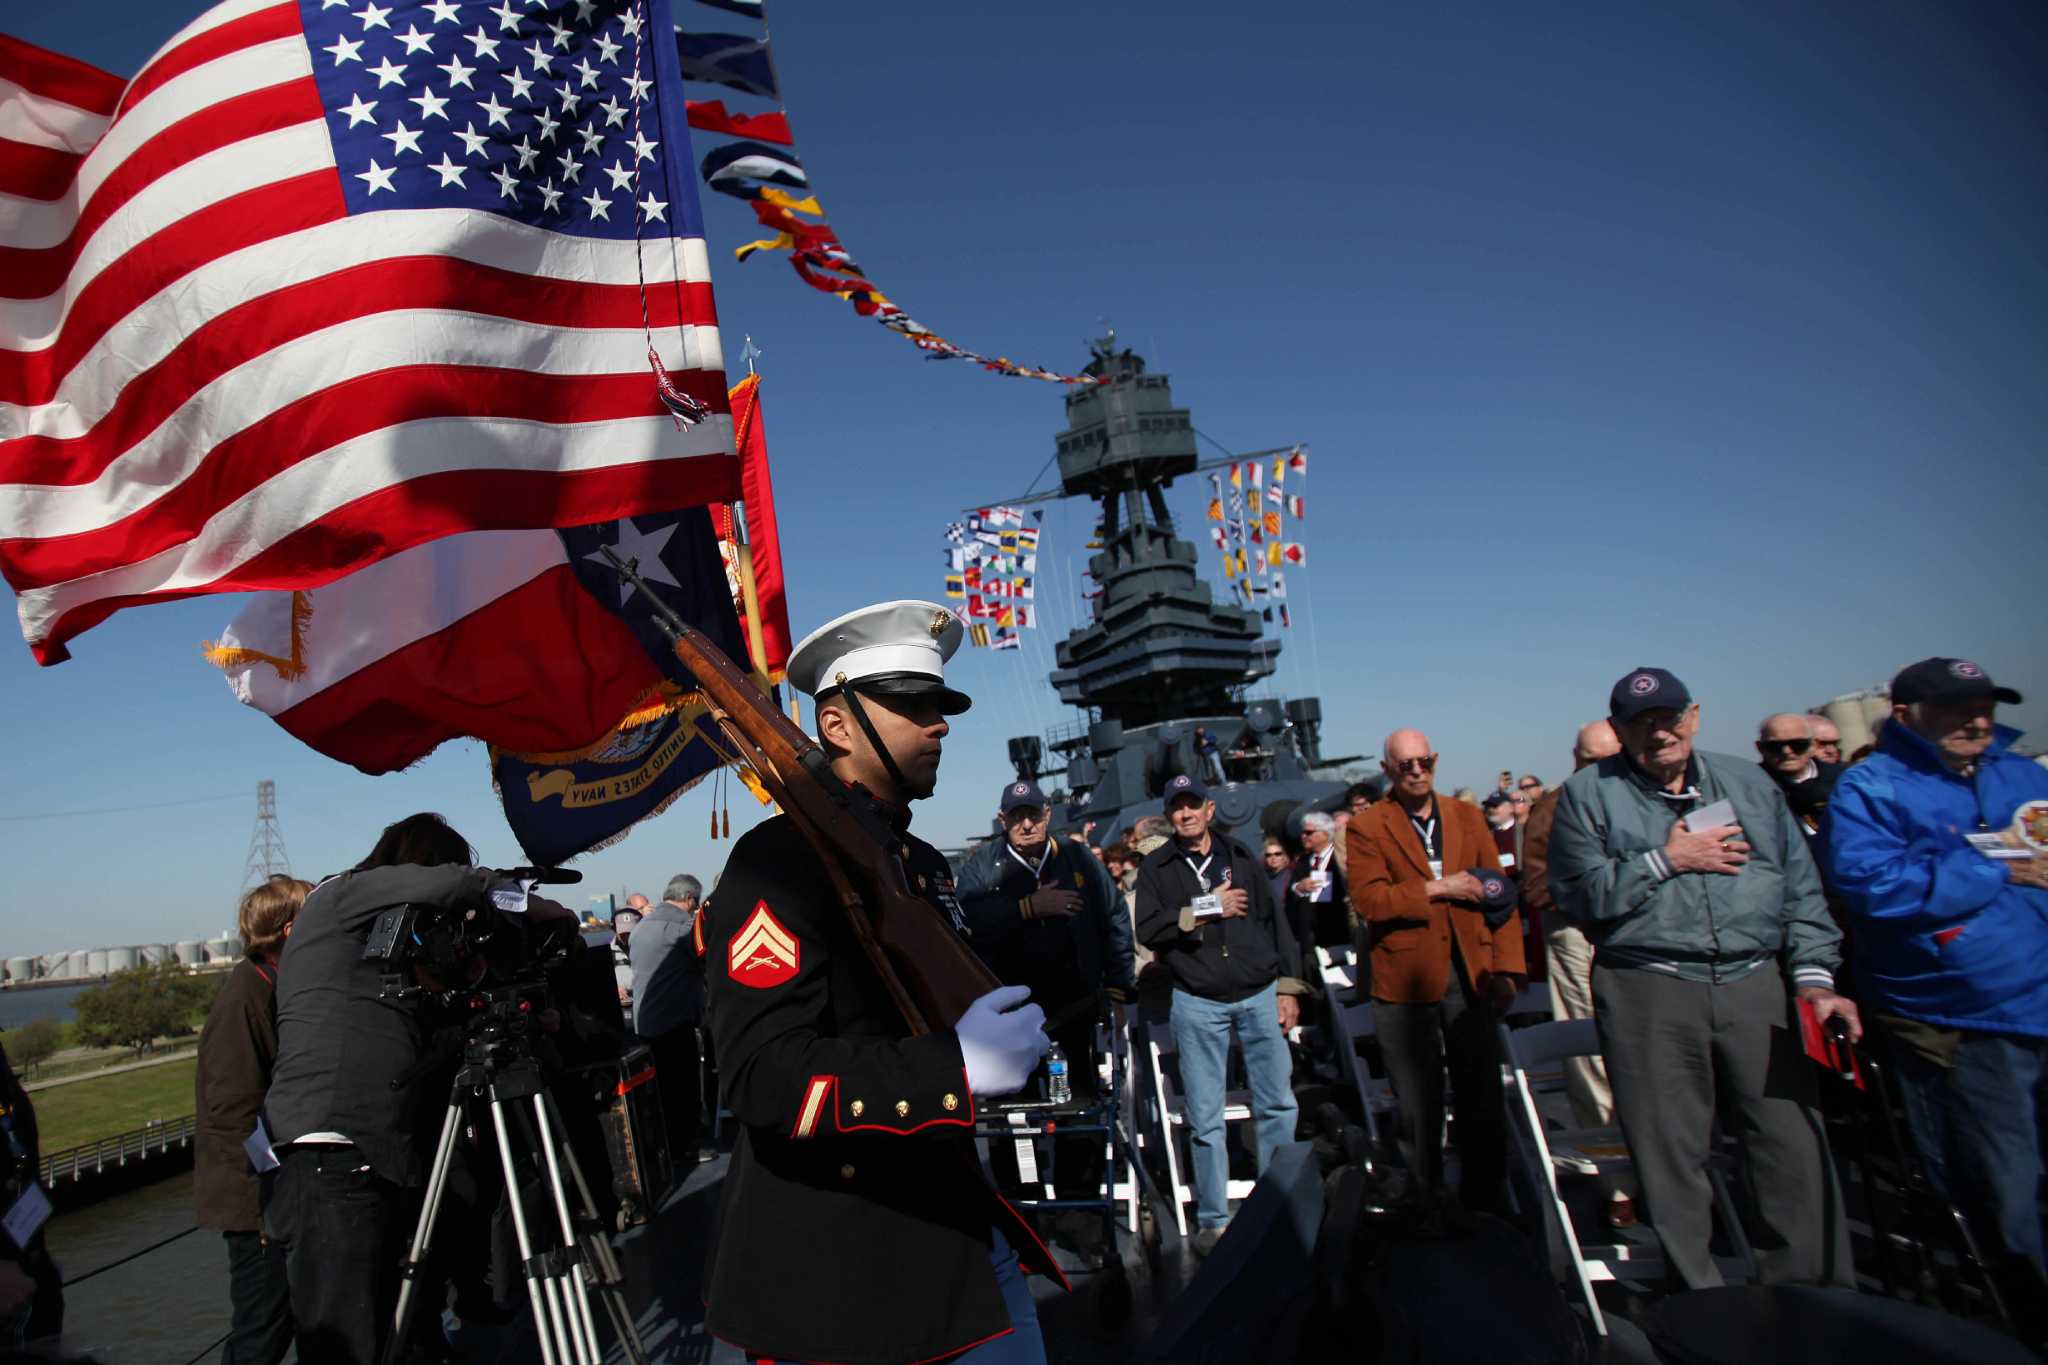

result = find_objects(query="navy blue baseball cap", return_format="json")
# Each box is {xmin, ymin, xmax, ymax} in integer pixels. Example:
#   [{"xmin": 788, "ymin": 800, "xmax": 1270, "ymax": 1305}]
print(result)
[
  {"xmin": 999, "ymin": 779, "xmax": 1048, "ymax": 813},
  {"xmin": 1891, "ymin": 657, "xmax": 2022, "ymax": 707},
  {"xmin": 1609, "ymin": 667, "xmax": 1693, "ymax": 723},
  {"xmin": 1162, "ymin": 773, "xmax": 1210, "ymax": 808},
  {"xmin": 1481, "ymin": 790, "xmax": 1512, "ymax": 810},
  {"xmin": 1463, "ymin": 866, "xmax": 1518, "ymax": 928}
]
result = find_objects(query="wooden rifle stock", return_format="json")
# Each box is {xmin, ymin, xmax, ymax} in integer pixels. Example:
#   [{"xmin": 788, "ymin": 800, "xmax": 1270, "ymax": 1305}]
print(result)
[{"xmin": 599, "ymin": 547, "xmax": 999, "ymax": 1035}]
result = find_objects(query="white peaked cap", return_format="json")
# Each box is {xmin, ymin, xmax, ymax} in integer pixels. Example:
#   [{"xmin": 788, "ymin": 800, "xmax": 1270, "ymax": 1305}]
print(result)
[{"xmin": 786, "ymin": 600, "xmax": 971, "ymax": 715}]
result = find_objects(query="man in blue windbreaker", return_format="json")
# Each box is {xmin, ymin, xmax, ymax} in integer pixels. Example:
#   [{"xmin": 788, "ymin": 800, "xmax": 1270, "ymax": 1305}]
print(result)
[{"xmin": 1826, "ymin": 657, "xmax": 2048, "ymax": 1317}]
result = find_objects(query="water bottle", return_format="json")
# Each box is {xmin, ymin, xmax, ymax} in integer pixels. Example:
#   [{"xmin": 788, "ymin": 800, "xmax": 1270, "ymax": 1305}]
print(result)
[{"xmin": 1045, "ymin": 1043, "xmax": 1071, "ymax": 1105}]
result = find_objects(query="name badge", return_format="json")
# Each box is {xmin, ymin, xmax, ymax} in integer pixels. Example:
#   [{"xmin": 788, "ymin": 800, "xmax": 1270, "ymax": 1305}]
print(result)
[
  {"xmin": 1428, "ymin": 859, "xmax": 1444, "ymax": 879},
  {"xmin": 1191, "ymin": 893, "xmax": 1225, "ymax": 920},
  {"xmin": 2, "ymin": 1183, "xmax": 51, "ymax": 1249}
]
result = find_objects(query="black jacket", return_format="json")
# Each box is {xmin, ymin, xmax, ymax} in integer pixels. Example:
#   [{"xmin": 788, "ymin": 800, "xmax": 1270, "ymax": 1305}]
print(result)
[
  {"xmin": 266, "ymin": 864, "xmax": 500, "ymax": 1187},
  {"xmin": 955, "ymin": 836, "xmax": 1137, "ymax": 1000},
  {"xmin": 1134, "ymin": 831, "xmax": 1301, "ymax": 1003},
  {"xmin": 704, "ymin": 808, "xmax": 1062, "ymax": 1365},
  {"xmin": 194, "ymin": 957, "xmax": 278, "ymax": 1231}
]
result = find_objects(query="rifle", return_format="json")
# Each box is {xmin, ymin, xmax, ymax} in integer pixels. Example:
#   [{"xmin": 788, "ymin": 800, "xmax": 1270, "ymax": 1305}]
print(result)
[{"xmin": 599, "ymin": 547, "xmax": 998, "ymax": 1036}]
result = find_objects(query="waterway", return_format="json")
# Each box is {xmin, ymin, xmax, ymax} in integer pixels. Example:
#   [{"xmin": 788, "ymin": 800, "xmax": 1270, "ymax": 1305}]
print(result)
[
  {"xmin": 0, "ymin": 983, "xmax": 89, "ymax": 1029},
  {"xmin": 44, "ymin": 1170, "xmax": 241, "ymax": 1365}
]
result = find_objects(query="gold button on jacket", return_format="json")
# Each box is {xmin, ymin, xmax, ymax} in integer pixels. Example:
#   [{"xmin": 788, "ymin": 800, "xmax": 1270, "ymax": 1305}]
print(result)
[
  {"xmin": 840, "ymin": 1164, "xmax": 856, "ymax": 1180},
  {"xmin": 850, "ymin": 1100, "xmax": 864, "ymax": 1118},
  {"xmin": 942, "ymin": 1093, "xmax": 959, "ymax": 1112},
  {"xmin": 894, "ymin": 1100, "xmax": 910, "ymax": 1117}
]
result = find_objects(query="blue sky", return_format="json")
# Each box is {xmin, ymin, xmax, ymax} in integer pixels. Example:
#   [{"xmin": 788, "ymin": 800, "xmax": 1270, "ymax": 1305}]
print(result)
[{"xmin": 3, "ymin": 1, "xmax": 2043, "ymax": 956}]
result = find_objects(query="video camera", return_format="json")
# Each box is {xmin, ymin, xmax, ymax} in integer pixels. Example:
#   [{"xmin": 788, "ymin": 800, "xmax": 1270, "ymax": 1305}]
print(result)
[{"xmin": 361, "ymin": 864, "xmax": 583, "ymax": 1003}]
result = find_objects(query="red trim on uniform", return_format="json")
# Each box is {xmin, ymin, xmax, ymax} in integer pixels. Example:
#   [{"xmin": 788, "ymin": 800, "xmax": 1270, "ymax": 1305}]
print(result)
[
  {"xmin": 1933, "ymin": 924, "xmax": 1966, "ymax": 948},
  {"xmin": 614, "ymin": 1066, "xmax": 656, "ymax": 1097},
  {"xmin": 791, "ymin": 1074, "xmax": 832, "ymax": 1140},
  {"xmin": 826, "ymin": 1071, "xmax": 975, "ymax": 1137},
  {"xmin": 992, "ymin": 1189, "xmax": 1071, "ymax": 1291}
]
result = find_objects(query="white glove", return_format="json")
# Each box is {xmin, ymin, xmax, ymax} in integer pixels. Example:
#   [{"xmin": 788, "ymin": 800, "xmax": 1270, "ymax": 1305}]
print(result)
[{"xmin": 954, "ymin": 984, "xmax": 1049, "ymax": 1097}]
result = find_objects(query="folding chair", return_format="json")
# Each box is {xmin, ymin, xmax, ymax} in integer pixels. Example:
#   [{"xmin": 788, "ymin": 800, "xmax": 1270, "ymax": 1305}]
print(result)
[
  {"xmin": 1499, "ymin": 1017, "xmax": 1755, "ymax": 1335},
  {"xmin": 1142, "ymin": 1022, "xmax": 1257, "ymax": 1238},
  {"xmin": 1313, "ymin": 945, "xmax": 1394, "ymax": 1140}
]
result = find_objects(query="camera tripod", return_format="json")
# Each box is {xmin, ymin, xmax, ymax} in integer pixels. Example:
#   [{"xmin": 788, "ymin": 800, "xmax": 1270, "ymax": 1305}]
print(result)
[{"xmin": 386, "ymin": 1030, "xmax": 648, "ymax": 1365}]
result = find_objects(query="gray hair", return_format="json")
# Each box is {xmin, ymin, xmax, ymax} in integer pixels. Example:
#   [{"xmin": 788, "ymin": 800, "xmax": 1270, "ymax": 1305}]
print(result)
[
  {"xmin": 663, "ymin": 874, "xmax": 703, "ymax": 904},
  {"xmin": 1131, "ymin": 814, "xmax": 1173, "ymax": 843},
  {"xmin": 1300, "ymin": 811, "xmax": 1336, "ymax": 837}
]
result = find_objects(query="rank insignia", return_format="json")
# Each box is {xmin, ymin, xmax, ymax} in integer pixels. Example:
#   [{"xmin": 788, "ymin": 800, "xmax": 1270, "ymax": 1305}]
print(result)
[{"xmin": 730, "ymin": 901, "xmax": 800, "ymax": 988}]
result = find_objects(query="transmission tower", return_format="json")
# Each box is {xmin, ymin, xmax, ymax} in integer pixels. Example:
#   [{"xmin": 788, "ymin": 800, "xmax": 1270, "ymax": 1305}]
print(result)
[{"xmin": 242, "ymin": 780, "xmax": 292, "ymax": 891}]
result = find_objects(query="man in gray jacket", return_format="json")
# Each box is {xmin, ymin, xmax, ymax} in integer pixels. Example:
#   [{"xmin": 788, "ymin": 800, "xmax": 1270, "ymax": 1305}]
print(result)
[
  {"xmin": 1548, "ymin": 668, "xmax": 1858, "ymax": 1290},
  {"xmin": 631, "ymin": 874, "xmax": 708, "ymax": 1165}
]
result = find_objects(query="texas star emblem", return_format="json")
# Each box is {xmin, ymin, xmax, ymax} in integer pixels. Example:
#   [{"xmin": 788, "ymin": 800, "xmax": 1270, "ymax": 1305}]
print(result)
[{"xmin": 729, "ymin": 900, "xmax": 799, "ymax": 988}]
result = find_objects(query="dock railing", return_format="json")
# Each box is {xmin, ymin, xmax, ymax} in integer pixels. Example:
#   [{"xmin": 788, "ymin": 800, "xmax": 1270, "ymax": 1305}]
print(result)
[{"xmin": 40, "ymin": 1114, "xmax": 196, "ymax": 1186}]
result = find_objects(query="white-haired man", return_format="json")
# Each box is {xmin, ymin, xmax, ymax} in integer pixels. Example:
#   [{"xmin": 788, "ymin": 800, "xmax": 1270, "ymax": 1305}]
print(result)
[
  {"xmin": 632, "ymin": 873, "xmax": 707, "ymax": 1166},
  {"xmin": 1285, "ymin": 809, "xmax": 1348, "ymax": 954}
]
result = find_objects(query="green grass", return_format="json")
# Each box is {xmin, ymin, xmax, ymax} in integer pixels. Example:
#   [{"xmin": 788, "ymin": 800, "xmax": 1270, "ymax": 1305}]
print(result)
[{"xmin": 32, "ymin": 1057, "xmax": 197, "ymax": 1153}]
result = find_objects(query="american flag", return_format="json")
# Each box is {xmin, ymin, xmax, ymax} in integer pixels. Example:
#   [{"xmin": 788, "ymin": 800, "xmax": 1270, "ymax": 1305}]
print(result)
[{"xmin": 0, "ymin": 0, "xmax": 735, "ymax": 665}]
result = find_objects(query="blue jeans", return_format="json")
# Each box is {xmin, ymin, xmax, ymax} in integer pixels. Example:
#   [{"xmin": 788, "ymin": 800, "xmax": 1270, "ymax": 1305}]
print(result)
[
  {"xmin": 764, "ymin": 1227, "xmax": 1043, "ymax": 1364},
  {"xmin": 1892, "ymin": 1029, "xmax": 2046, "ymax": 1270},
  {"xmin": 1170, "ymin": 983, "xmax": 1300, "ymax": 1229}
]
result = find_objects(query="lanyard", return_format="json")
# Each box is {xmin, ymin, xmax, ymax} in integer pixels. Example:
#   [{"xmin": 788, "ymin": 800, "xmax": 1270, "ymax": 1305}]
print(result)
[
  {"xmin": 1184, "ymin": 853, "xmax": 1229, "ymax": 892},
  {"xmin": 1005, "ymin": 840, "xmax": 1053, "ymax": 882},
  {"xmin": 1409, "ymin": 815, "xmax": 1437, "ymax": 856}
]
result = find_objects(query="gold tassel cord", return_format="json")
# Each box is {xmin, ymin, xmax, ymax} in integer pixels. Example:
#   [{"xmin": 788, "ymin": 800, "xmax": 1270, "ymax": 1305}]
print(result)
[{"xmin": 202, "ymin": 591, "xmax": 313, "ymax": 681}]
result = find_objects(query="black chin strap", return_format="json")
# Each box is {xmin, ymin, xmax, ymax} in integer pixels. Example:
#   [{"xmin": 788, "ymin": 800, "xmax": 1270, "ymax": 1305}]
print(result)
[{"xmin": 836, "ymin": 683, "xmax": 913, "ymax": 798}]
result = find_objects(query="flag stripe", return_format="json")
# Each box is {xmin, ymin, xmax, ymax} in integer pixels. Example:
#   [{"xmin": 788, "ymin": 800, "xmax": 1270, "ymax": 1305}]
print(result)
[
  {"xmin": 0, "ymin": 137, "xmax": 85, "ymax": 201},
  {"xmin": 116, "ymin": 6, "xmax": 304, "ymax": 124},
  {"xmin": 2, "ymin": 271, "xmax": 718, "ymax": 491},
  {"xmin": 4, "ymin": 214, "xmax": 714, "ymax": 415},
  {"xmin": 24, "ymin": 443, "xmax": 740, "ymax": 664},
  {"xmin": 0, "ymin": 76, "xmax": 111, "ymax": 156},
  {"xmin": 1, "ymin": 115, "xmax": 332, "ymax": 295},
  {"xmin": 125, "ymin": 0, "xmax": 293, "ymax": 104},
  {"xmin": 0, "ymin": 36, "xmax": 123, "ymax": 117},
  {"xmin": 0, "ymin": 173, "xmax": 346, "ymax": 402},
  {"xmin": 4, "ymin": 35, "xmax": 315, "ymax": 253},
  {"xmin": 1, "ymin": 329, "xmax": 722, "ymax": 562}
]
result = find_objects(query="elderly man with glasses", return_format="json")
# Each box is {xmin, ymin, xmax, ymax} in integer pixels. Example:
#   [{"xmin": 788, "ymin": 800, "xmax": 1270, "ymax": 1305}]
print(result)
[
  {"xmin": 1349, "ymin": 729, "xmax": 1525, "ymax": 1220},
  {"xmin": 1756, "ymin": 713, "xmax": 1845, "ymax": 855},
  {"xmin": 1548, "ymin": 668, "xmax": 1856, "ymax": 1290},
  {"xmin": 1826, "ymin": 659, "xmax": 2048, "ymax": 1326},
  {"xmin": 1807, "ymin": 714, "xmax": 1844, "ymax": 766}
]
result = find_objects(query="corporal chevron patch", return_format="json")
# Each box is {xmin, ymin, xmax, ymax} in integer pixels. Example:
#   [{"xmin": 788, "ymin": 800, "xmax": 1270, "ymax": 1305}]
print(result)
[{"xmin": 729, "ymin": 900, "xmax": 799, "ymax": 988}]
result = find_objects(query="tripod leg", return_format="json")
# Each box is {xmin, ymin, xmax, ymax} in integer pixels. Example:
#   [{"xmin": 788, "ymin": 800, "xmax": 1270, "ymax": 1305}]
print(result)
[
  {"xmin": 385, "ymin": 1102, "xmax": 464, "ymax": 1365},
  {"xmin": 490, "ymin": 1098, "xmax": 565, "ymax": 1365},
  {"xmin": 531, "ymin": 1094, "xmax": 604, "ymax": 1364},
  {"xmin": 540, "ymin": 1093, "xmax": 650, "ymax": 1365}
]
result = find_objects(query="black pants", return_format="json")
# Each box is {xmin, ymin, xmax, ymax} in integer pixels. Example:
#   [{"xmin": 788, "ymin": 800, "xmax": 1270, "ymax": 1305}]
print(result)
[
  {"xmin": 221, "ymin": 1231, "xmax": 293, "ymax": 1365},
  {"xmin": 650, "ymin": 1026, "xmax": 703, "ymax": 1163},
  {"xmin": 266, "ymin": 1147, "xmax": 417, "ymax": 1365},
  {"xmin": 1593, "ymin": 964, "xmax": 1852, "ymax": 1290},
  {"xmin": 1372, "ymin": 966, "xmax": 1505, "ymax": 1210}
]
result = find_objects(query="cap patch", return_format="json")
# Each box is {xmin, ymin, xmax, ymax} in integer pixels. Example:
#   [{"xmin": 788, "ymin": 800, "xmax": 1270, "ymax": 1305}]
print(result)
[
  {"xmin": 1484, "ymin": 877, "xmax": 1505, "ymax": 898},
  {"xmin": 1014, "ymin": 783, "xmax": 1029, "ymax": 795},
  {"xmin": 929, "ymin": 609, "xmax": 952, "ymax": 638},
  {"xmin": 729, "ymin": 900, "xmax": 799, "ymax": 989},
  {"xmin": 1951, "ymin": 660, "xmax": 1983, "ymax": 679},
  {"xmin": 1630, "ymin": 673, "xmax": 1658, "ymax": 695}
]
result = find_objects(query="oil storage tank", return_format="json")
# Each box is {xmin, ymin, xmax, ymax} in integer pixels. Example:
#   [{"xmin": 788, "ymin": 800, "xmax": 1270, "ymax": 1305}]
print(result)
[
  {"xmin": 66, "ymin": 950, "xmax": 90, "ymax": 978},
  {"xmin": 5, "ymin": 958, "xmax": 34, "ymax": 982},
  {"xmin": 39, "ymin": 953, "xmax": 70, "ymax": 980},
  {"xmin": 174, "ymin": 941, "xmax": 206, "ymax": 966},
  {"xmin": 105, "ymin": 946, "xmax": 139, "ymax": 972},
  {"xmin": 85, "ymin": 949, "xmax": 109, "ymax": 977},
  {"xmin": 139, "ymin": 945, "xmax": 169, "ymax": 965},
  {"xmin": 1819, "ymin": 688, "xmax": 1891, "ymax": 758},
  {"xmin": 205, "ymin": 938, "xmax": 237, "ymax": 963}
]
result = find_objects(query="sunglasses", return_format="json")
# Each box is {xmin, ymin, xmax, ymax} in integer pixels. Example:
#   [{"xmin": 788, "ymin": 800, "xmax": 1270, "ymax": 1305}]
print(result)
[
  {"xmin": 1761, "ymin": 739, "xmax": 1813, "ymax": 755},
  {"xmin": 1518, "ymin": 781, "xmax": 1541, "ymax": 791},
  {"xmin": 1391, "ymin": 755, "xmax": 1438, "ymax": 774}
]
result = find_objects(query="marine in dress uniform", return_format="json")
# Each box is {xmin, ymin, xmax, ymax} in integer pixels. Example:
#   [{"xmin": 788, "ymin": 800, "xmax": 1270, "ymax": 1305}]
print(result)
[{"xmin": 704, "ymin": 601, "xmax": 1062, "ymax": 1365}]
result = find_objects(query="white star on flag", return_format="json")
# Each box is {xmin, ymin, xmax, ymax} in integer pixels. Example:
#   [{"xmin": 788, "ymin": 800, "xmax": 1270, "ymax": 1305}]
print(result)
[
  {"xmin": 538, "ymin": 177, "xmax": 563, "ymax": 211},
  {"xmin": 627, "ymin": 131, "xmax": 656, "ymax": 163},
  {"xmin": 602, "ymin": 160, "xmax": 633, "ymax": 191},
  {"xmin": 477, "ymin": 93, "xmax": 513, "ymax": 129},
  {"xmin": 582, "ymin": 188, "xmax": 611, "ymax": 220},
  {"xmin": 427, "ymin": 153, "xmax": 467, "ymax": 187},
  {"xmin": 489, "ymin": 0, "xmax": 522, "ymax": 34},
  {"xmin": 423, "ymin": 0, "xmax": 462, "ymax": 22},
  {"xmin": 409, "ymin": 87, "xmax": 450, "ymax": 121},
  {"xmin": 395, "ymin": 25, "xmax": 434, "ymax": 55},
  {"xmin": 381, "ymin": 121, "xmax": 423, "ymax": 155},
  {"xmin": 436, "ymin": 54, "xmax": 476, "ymax": 88},
  {"xmin": 638, "ymin": 193, "xmax": 666, "ymax": 222},
  {"xmin": 366, "ymin": 56, "xmax": 408, "ymax": 87},
  {"xmin": 453, "ymin": 123, "xmax": 490, "ymax": 157},
  {"xmin": 586, "ymin": 521, "xmax": 680, "ymax": 603},
  {"xmin": 355, "ymin": 2, "xmax": 393, "ymax": 32},
  {"xmin": 325, "ymin": 34, "xmax": 365, "ymax": 64},
  {"xmin": 356, "ymin": 158, "xmax": 396, "ymax": 193},
  {"xmin": 336, "ymin": 93, "xmax": 378, "ymax": 126},
  {"xmin": 493, "ymin": 166, "xmax": 521, "ymax": 200}
]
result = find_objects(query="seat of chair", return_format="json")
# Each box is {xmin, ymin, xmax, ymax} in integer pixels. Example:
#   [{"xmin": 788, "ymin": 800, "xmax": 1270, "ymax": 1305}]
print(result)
[{"xmin": 1544, "ymin": 1124, "xmax": 1632, "ymax": 1175}]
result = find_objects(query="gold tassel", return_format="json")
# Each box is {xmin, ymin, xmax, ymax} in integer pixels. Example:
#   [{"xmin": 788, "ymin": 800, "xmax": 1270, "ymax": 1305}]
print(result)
[{"xmin": 202, "ymin": 590, "xmax": 313, "ymax": 681}]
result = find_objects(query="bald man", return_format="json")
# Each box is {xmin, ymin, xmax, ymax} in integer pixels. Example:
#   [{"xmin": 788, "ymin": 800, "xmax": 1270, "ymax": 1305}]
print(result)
[
  {"xmin": 1349, "ymin": 728, "xmax": 1525, "ymax": 1218},
  {"xmin": 1756, "ymin": 713, "xmax": 1845, "ymax": 853},
  {"xmin": 1521, "ymin": 720, "xmax": 1635, "ymax": 1225}
]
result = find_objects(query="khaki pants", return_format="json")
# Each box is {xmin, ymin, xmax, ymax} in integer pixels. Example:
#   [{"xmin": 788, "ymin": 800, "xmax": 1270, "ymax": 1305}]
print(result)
[{"xmin": 1544, "ymin": 911, "xmax": 1612, "ymax": 1128}]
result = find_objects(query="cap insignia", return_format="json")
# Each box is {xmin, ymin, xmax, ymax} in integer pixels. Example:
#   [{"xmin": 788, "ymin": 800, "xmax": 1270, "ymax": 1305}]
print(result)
[{"xmin": 929, "ymin": 610, "xmax": 951, "ymax": 638}]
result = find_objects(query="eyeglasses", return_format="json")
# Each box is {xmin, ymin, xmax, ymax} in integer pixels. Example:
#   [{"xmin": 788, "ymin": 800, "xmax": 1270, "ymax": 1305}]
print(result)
[
  {"xmin": 1760, "ymin": 739, "xmax": 1813, "ymax": 755},
  {"xmin": 1264, "ymin": 849, "xmax": 1290, "ymax": 860},
  {"xmin": 1517, "ymin": 781, "xmax": 1541, "ymax": 791},
  {"xmin": 1391, "ymin": 756, "xmax": 1437, "ymax": 774}
]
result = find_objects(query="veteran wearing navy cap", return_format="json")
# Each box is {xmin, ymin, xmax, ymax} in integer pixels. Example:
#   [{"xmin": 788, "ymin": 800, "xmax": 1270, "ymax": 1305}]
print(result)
[
  {"xmin": 956, "ymin": 777, "xmax": 1135, "ymax": 1241},
  {"xmin": 703, "ymin": 601, "xmax": 1061, "ymax": 1365},
  {"xmin": 1547, "ymin": 667, "xmax": 1856, "ymax": 1291}
]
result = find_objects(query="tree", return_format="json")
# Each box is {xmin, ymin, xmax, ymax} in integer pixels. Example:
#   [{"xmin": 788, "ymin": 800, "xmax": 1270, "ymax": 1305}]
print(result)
[
  {"xmin": 7, "ymin": 1018, "xmax": 62, "ymax": 1078},
  {"xmin": 72, "ymin": 964, "xmax": 214, "ymax": 1059}
]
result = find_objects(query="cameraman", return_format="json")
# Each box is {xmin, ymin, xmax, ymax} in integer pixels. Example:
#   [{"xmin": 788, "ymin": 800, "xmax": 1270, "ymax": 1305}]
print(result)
[{"xmin": 263, "ymin": 813, "xmax": 515, "ymax": 1365}]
